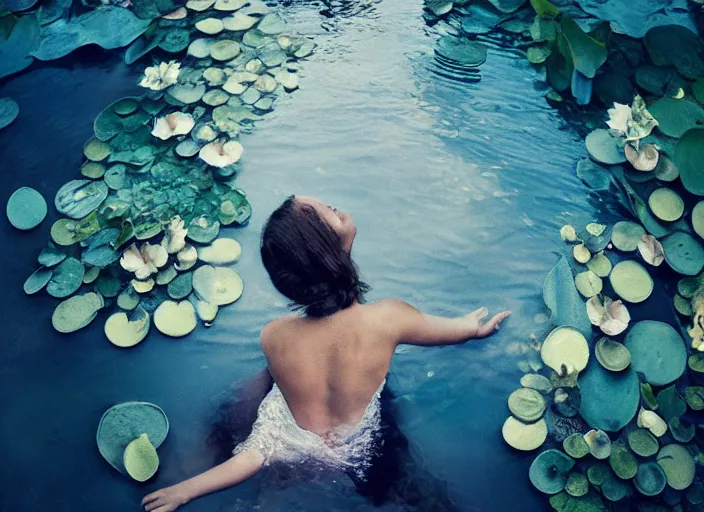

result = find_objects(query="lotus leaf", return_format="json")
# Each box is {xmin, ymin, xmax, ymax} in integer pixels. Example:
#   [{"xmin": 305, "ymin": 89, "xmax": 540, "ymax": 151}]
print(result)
[
  {"xmin": 543, "ymin": 257, "xmax": 592, "ymax": 338},
  {"xmin": 520, "ymin": 373, "xmax": 552, "ymax": 393},
  {"xmin": 0, "ymin": 97, "xmax": 19, "ymax": 130},
  {"xmin": 23, "ymin": 267, "xmax": 52, "ymax": 295},
  {"xmin": 609, "ymin": 260, "xmax": 653, "ymax": 303},
  {"xmin": 197, "ymin": 238, "xmax": 241, "ymax": 265},
  {"xmin": 585, "ymin": 129, "xmax": 625, "ymax": 165},
  {"xmin": 192, "ymin": 265, "xmax": 243, "ymax": 306},
  {"xmin": 529, "ymin": 449, "xmax": 574, "ymax": 494},
  {"xmin": 96, "ymin": 401, "xmax": 168, "ymax": 474},
  {"xmin": 117, "ymin": 286, "xmax": 140, "ymax": 311},
  {"xmin": 563, "ymin": 433, "xmax": 589, "ymax": 459},
  {"xmin": 662, "ymin": 231, "xmax": 704, "ymax": 276},
  {"xmin": 52, "ymin": 292, "xmax": 103, "ymax": 333},
  {"xmin": 685, "ymin": 386, "xmax": 704, "ymax": 410},
  {"xmin": 38, "ymin": 245, "xmax": 66, "ymax": 267},
  {"xmin": 595, "ymin": 338, "xmax": 630, "ymax": 372},
  {"xmin": 625, "ymin": 321, "xmax": 686, "ymax": 386},
  {"xmin": 507, "ymin": 388, "xmax": 546, "ymax": 422},
  {"xmin": 123, "ymin": 433, "xmax": 159, "ymax": 482},
  {"xmin": 6, "ymin": 187, "xmax": 47, "ymax": 230},
  {"xmin": 210, "ymin": 40, "xmax": 240, "ymax": 61},
  {"xmin": 154, "ymin": 300, "xmax": 197, "ymax": 337},
  {"xmin": 644, "ymin": 25, "xmax": 704, "ymax": 80},
  {"xmin": 578, "ymin": 359, "xmax": 639, "ymax": 431},
  {"xmin": 657, "ymin": 444, "xmax": 695, "ymax": 490},
  {"xmin": 586, "ymin": 252, "xmax": 611, "ymax": 277},
  {"xmin": 195, "ymin": 18, "xmax": 224, "ymax": 35},
  {"xmin": 675, "ymin": 129, "xmax": 704, "ymax": 196},
  {"xmin": 223, "ymin": 13, "xmax": 258, "ymax": 31},
  {"xmin": 635, "ymin": 461, "xmax": 667, "ymax": 496},
  {"xmin": 105, "ymin": 307, "xmax": 150, "ymax": 348},
  {"xmin": 628, "ymin": 429, "xmax": 659, "ymax": 457},
  {"xmin": 46, "ymin": 257, "xmax": 85, "ymax": 298},
  {"xmin": 649, "ymin": 99, "xmax": 704, "ymax": 139},
  {"xmin": 608, "ymin": 443, "xmax": 637, "ymax": 480},
  {"xmin": 574, "ymin": 271, "xmax": 602, "ymax": 298},
  {"xmin": 0, "ymin": 13, "xmax": 39, "ymax": 80},
  {"xmin": 669, "ymin": 417, "xmax": 694, "ymax": 443},
  {"xmin": 635, "ymin": 65, "xmax": 673, "ymax": 96},
  {"xmin": 33, "ymin": 7, "xmax": 150, "ymax": 61}
]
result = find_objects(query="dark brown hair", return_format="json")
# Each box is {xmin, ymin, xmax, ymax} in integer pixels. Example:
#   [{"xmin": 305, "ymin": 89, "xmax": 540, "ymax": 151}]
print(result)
[{"xmin": 260, "ymin": 196, "xmax": 370, "ymax": 317}]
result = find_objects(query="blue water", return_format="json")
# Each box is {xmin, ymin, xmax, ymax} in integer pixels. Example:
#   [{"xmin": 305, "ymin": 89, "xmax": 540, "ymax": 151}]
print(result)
[{"xmin": 0, "ymin": 1, "xmax": 599, "ymax": 510}]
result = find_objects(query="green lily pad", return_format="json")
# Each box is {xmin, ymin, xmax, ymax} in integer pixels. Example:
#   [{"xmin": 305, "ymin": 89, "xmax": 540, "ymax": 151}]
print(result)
[
  {"xmin": 195, "ymin": 18, "xmax": 224, "ymax": 35},
  {"xmin": 585, "ymin": 129, "xmax": 625, "ymax": 165},
  {"xmin": 649, "ymin": 98, "xmax": 704, "ymax": 139},
  {"xmin": 609, "ymin": 260, "xmax": 653, "ymax": 303},
  {"xmin": 559, "ymin": 17, "xmax": 606, "ymax": 79},
  {"xmin": 543, "ymin": 256, "xmax": 592, "ymax": 338},
  {"xmin": 675, "ymin": 129, "xmax": 704, "ymax": 196},
  {"xmin": 635, "ymin": 65, "xmax": 673, "ymax": 96},
  {"xmin": 662, "ymin": 231, "xmax": 704, "ymax": 276},
  {"xmin": 153, "ymin": 300, "xmax": 197, "ymax": 337},
  {"xmin": 689, "ymin": 353, "xmax": 704, "ymax": 373},
  {"xmin": 685, "ymin": 386, "xmax": 704, "ymax": 410},
  {"xmin": 54, "ymin": 179, "xmax": 108, "ymax": 219},
  {"xmin": 565, "ymin": 472, "xmax": 588, "ymax": 497},
  {"xmin": 52, "ymin": 292, "xmax": 104, "ymax": 333},
  {"xmin": 175, "ymin": 139, "xmax": 201, "ymax": 158},
  {"xmin": 38, "ymin": 244, "xmax": 66, "ymax": 267},
  {"xmin": 46, "ymin": 257, "xmax": 85, "ymax": 298},
  {"xmin": 197, "ymin": 238, "xmax": 241, "ymax": 265},
  {"xmin": 0, "ymin": 97, "xmax": 19, "ymax": 130},
  {"xmin": 187, "ymin": 215, "xmax": 220, "ymax": 243},
  {"xmin": 166, "ymin": 84, "xmax": 206, "ymax": 104},
  {"xmin": 602, "ymin": 477, "xmax": 628, "ymax": 502},
  {"xmin": 23, "ymin": 267, "xmax": 52, "ymax": 295},
  {"xmin": 507, "ymin": 387, "xmax": 546, "ymax": 422},
  {"xmin": 105, "ymin": 307, "xmax": 150, "ymax": 348},
  {"xmin": 635, "ymin": 461, "xmax": 667, "ymax": 496},
  {"xmin": 96, "ymin": 401, "xmax": 168, "ymax": 475},
  {"xmin": 669, "ymin": 417, "xmax": 694, "ymax": 443},
  {"xmin": 435, "ymin": 36, "xmax": 488, "ymax": 67},
  {"xmin": 217, "ymin": 188, "xmax": 251, "ymax": 226},
  {"xmin": 193, "ymin": 298, "xmax": 218, "ymax": 324},
  {"xmin": 192, "ymin": 265, "xmax": 243, "ymax": 306},
  {"xmin": 611, "ymin": 221, "xmax": 645, "ymax": 252},
  {"xmin": 656, "ymin": 385, "xmax": 686, "ymax": 422},
  {"xmin": 586, "ymin": 252, "xmax": 612, "ymax": 278},
  {"xmin": 83, "ymin": 266, "xmax": 100, "ymax": 285},
  {"xmin": 595, "ymin": 338, "xmax": 630, "ymax": 372},
  {"xmin": 624, "ymin": 321, "xmax": 686, "ymax": 386},
  {"xmin": 576, "ymin": 158, "xmax": 611, "ymax": 191},
  {"xmin": 574, "ymin": 271, "xmax": 602, "ymax": 298},
  {"xmin": 529, "ymin": 449, "xmax": 575, "ymax": 494},
  {"xmin": 81, "ymin": 162, "xmax": 106, "ymax": 179},
  {"xmin": 134, "ymin": 222, "xmax": 163, "ymax": 241},
  {"xmin": 579, "ymin": 359, "xmax": 639, "ymax": 431},
  {"xmin": 187, "ymin": 38, "xmax": 212, "ymax": 58},
  {"xmin": 81, "ymin": 229, "xmax": 120, "ymax": 268},
  {"xmin": 167, "ymin": 272, "xmax": 193, "ymax": 300},
  {"xmin": 692, "ymin": 202, "xmax": 704, "ymax": 239},
  {"xmin": 94, "ymin": 97, "xmax": 148, "ymax": 141},
  {"xmin": 117, "ymin": 286, "xmax": 140, "ymax": 311},
  {"xmin": 123, "ymin": 433, "xmax": 159, "ymax": 482},
  {"xmin": 586, "ymin": 462, "xmax": 610, "ymax": 486},
  {"xmin": 83, "ymin": 138, "xmax": 111, "ymax": 162},
  {"xmin": 541, "ymin": 326, "xmax": 589, "ymax": 374},
  {"xmin": 158, "ymin": 28, "xmax": 190, "ymax": 53},
  {"xmin": 628, "ymin": 429, "xmax": 659, "ymax": 457},
  {"xmin": 648, "ymin": 188, "xmax": 684, "ymax": 222},
  {"xmin": 654, "ymin": 155, "xmax": 679, "ymax": 182},
  {"xmin": 95, "ymin": 276, "xmax": 122, "ymax": 298},
  {"xmin": 0, "ymin": 13, "xmax": 39, "ymax": 80},
  {"xmin": 6, "ymin": 187, "xmax": 47, "ymax": 230},
  {"xmin": 644, "ymin": 25, "xmax": 704, "ymax": 80},
  {"xmin": 210, "ymin": 39, "xmax": 240, "ymax": 61},
  {"xmin": 657, "ymin": 444, "xmax": 695, "ymax": 490},
  {"xmin": 608, "ymin": 443, "xmax": 637, "ymax": 480},
  {"xmin": 520, "ymin": 373, "xmax": 553, "ymax": 393},
  {"xmin": 563, "ymin": 433, "xmax": 589, "ymax": 459},
  {"xmin": 203, "ymin": 89, "xmax": 230, "ymax": 107},
  {"xmin": 50, "ymin": 213, "xmax": 101, "ymax": 246},
  {"xmin": 104, "ymin": 165, "xmax": 130, "ymax": 190},
  {"xmin": 32, "ymin": 7, "xmax": 151, "ymax": 61}
]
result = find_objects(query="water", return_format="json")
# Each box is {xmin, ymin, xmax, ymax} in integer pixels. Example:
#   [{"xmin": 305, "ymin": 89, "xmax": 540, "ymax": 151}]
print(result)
[{"xmin": 0, "ymin": 1, "xmax": 600, "ymax": 510}]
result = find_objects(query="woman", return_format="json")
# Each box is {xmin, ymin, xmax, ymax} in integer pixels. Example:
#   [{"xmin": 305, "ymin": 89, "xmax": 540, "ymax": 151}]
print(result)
[{"xmin": 142, "ymin": 195, "xmax": 510, "ymax": 511}]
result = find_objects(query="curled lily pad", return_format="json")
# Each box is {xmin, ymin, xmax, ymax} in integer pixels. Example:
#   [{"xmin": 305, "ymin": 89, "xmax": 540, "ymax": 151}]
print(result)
[
  {"xmin": 662, "ymin": 231, "xmax": 704, "ymax": 276},
  {"xmin": 192, "ymin": 265, "xmax": 243, "ymax": 306},
  {"xmin": 154, "ymin": 300, "xmax": 197, "ymax": 337},
  {"xmin": 520, "ymin": 373, "xmax": 553, "ymax": 393},
  {"xmin": 586, "ymin": 252, "xmax": 611, "ymax": 277},
  {"xmin": 6, "ymin": 187, "xmax": 47, "ymax": 230},
  {"xmin": 563, "ymin": 433, "xmax": 589, "ymax": 459},
  {"xmin": 595, "ymin": 338, "xmax": 630, "ymax": 372},
  {"xmin": 609, "ymin": 443, "xmax": 637, "ymax": 479},
  {"xmin": 625, "ymin": 320, "xmax": 686, "ymax": 387},
  {"xmin": 96, "ymin": 401, "xmax": 168, "ymax": 475},
  {"xmin": 502, "ymin": 416, "xmax": 547, "ymax": 451},
  {"xmin": 23, "ymin": 267, "xmax": 53, "ymax": 295},
  {"xmin": 579, "ymin": 359, "xmax": 639, "ymax": 431},
  {"xmin": 105, "ymin": 307, "xmax": 150, "ymax": 348},
  {"xmin": 55, "ymin": 179, "xmax": 109, "ymax": 219},
  {"xmin": 187, "ymin": 215, "xmax": 220, "ymax": 243},
  {"xmin": 167, "ymin": 272, "xmax": 193, "ymax": 300},
  {"xmin": 609, "ymin": 260, "xmax": 653, "ymax": 303},
  {"xmin": 611, "ymin": 221, "xmax": 645, "ymax": 252},
  {"xmin": 574, "ymin": 271, "xmax": 602, "ymax": 298},
  {"xmin": 0, "ymin": 97, "xmax": 19, "ymax": 130},
  {"xmin": 507, "ymin": 388, "xmax": 546, "ymax": 422},
  {"xmin": 52, "ymin": 292, "xmax": 104, "ymax": 333},
  {"xmin": 529, "ymin": 449, "xmax": 575, "ymax": 494},
  {"xmin": 585, "ymin": 129, "xmax": 625, "ymax": 165},
  {"xmin": 625, "ymin": 143, "xmax": 659, "ymax": 172},
  {"xmin": 628, "ymin": 429, "xmax": 659, "ymax": 457},
  {"xmin": 638, "ymin": 235, "xmax": 664, "ymax": 267},
  {"xmin": 675, "ymin": 129, "xmax": 704, "ymax": 197},
  {"xmin": 657, "ymin": 444, "xmax": 695, "ymax": 490},
  {"xmin": 635, "ymin": 461, "xmax": 667, "ymax": 496},
  {"xmin": 47, "ymin": 257, "xmax": 85, "ymax": 298},
  {"xmin": 540, "ymin": 326, "xmax": 589, "ymax": 374},
  {"xmin": 648, "ymin": 188, "xmax": 684, "ymax": 222},
  {"xmin": 584, "ymin": 429, "xmax": 611, "ymax": 459},
  {"xmin": 123, "ymin": 433, "xmax": 159, "ymax": 482},
  {"xmin": 197, "ymin": 238, "xmax": 241, "ymax": 265}
]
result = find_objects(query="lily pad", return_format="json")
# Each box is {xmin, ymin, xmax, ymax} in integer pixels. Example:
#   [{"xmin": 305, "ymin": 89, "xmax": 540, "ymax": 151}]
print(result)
[
  {"xmin": 662, "ymin": 231, "xmax": 704, "ymax": 276},
  {"xmin": 166, "ymin": 84, "xmax": 206, "ymax": 104},
  {"xmin": 608, "ymin": 443, "xmax": 637, "ymax": 480},
  {"xmin": 585, "ymin": 129, "xmax": 625, "ymax": 165},
  {"xmin": 563, "ymin": 433, "xmax": 589, "ymax": 459},
  {"xmin": 609, "ymin": 260, "xmax": 653, "ymax": 303},
  {"xmin": 587, "ymin": 462, "xmax": 610, "ymax": 486},
  {"xmin": 176, "ymin": 139, "xmax": 201, "ymax": 158},
  {"xmin": 123, "ymin": 433, "xmax": 159, "ymax": 482},
  {"xmin": 83, "ymin": 138, "xmax": 111, "ymax": 162},
  {"xmin": 595, "ymin": 338, "xmax": 630, "ymax": 372},
  {"xmin": 435, "ymin": 36, "xmax": 488, "ymax": 67},
  {"xmin": 95, "ymin": 276, "xmax": 122, "ymax": 298},
  {"xmin": 187, "ymin": 38, "xmax": 212, "ymax": 58},
  {"xmin": 0, "ymin": 97, "xmax": 19, "ymax": 130},
  {"xmin": 105, "ymin": 307, "xmax": 150, "ymax": 348},
  {"xmin": 657, "ymin": 444, "xmax": 695, "ymax": 490},
  {"xmin": 611, "ymin": 221, "xmax": 646, "ymax": 252},
  {"xmin": 38, "ymin": 244, "xmax": 66, "ymax": 267},
  {"xmin": 197, "ymin": 238, "xmax": 241, "ymax": 265},
  {"xmin": 47, "ymin": 257, "xmax": 85, "ymax": 298},
  {"xmin": 559, "ymin": 17, "xmax": 606, "ymax": 79},
  {"xmin": 692, "ymin": 202, "xmax": 704, "ymax": 239},
  {"xmin": 158, "ymin": 29, "xmax": 190, "ymax": 53},
  {"xmin": 649, "ymin": 98, "xmax": 704, "ymax": 139},
  {"xmin": 81, "ymin": 229, "xmax": 121, "ymax": 268},
  {"xmin": 564, "ymin": 472, "xmax": 588, "ymax": 498},
  {"xmin": 675, "ymin": 129, "xmax": 704, "ymax": 196},
  {"xmin": 195, "ymin": 18, "xmax": 224, "ymax": 35},
  {"xmin": 194, "ymin": 298, "xmax": 218, "ymax": 324},
  {"xmin": 192, "ymin": 265, "xmax": 243, "ymax": 306},
  {"xmin": 543, "ymin": 257, "xmax": 592, "ymax": 338},
  {"xmin": 6, "ymin": 187, "xmax": 47, "ymax": 230},
  {"xmin": 23, "ymin": 267, "xmax": 52, "ymax": 295},
  {"xmin": 508, "ymin": 388, "xmax": 546, "ymax": 422},
  {"xmin": 55, "ymin": 179, "xmax": 109, "ymax": 219},
  {"xmin": 0, "ymin": 13, "xmax": 39, "ymax": 80},
  {"xmin": 223, "ymin": 13, "xmax": 258, "ymax": 31},
  {"xmin": 96, "ymin": 401, "xmax": 168, "ymax": 475},
  {"xmin": 584, "ymin": 429, "xmax": 611, "ymax": 459},
  {"xmin": 187, "ymin": 215, "xmax": 220, "ymax": 243},
  {"xmin": 624, "ymin": 320, "xmax": 686, "ymax": 386},
  {"xmin": 685, "ymin": 386, "xmax": 704, "ymax": 410},
  {"xmin": 635, "ymin": 461, "xmax": 667, "ymax": 496},
  {"xmin": 586, "ymin": 252, "xmax": 612, "ymax": 277},
  {"xmin": 210, "ymin": 39, "xmax": 240, "ymax": 61},
  {"xmin": 117, "ymin": 286, "xmax": 140, "ymax": 311},
  {"xmin": 81, "ymin": 162, "xmax": 105, "ymax": 179},
  {"xmin": 541, "ymin": 326, "xmax": 589, "ymax": 374},
  {"xmin": 167, "ymin": 272, "xmax": 193, "ymax": 300},
  {"xmin": 83, "ymin": 266, "xmax": 100, "ymax": 285},
  {"xmin": 644, "ymin": 25, "xmax": 704, "ymax": 80},
  {"xmin": 574, "ymin": 271, "xmax": 602, "ymax": 298},
  {"xmin": 669, "ymin": 417, "xmax": 694, "ymax": 443},
  {"xmin": 52, "ymin": 292, "xmax": 104, "ymax": 333},
  {"xmin": 628, "ymin": 429, "xmax": 659, "ymax": 457},
  {"xmin": 648, "ymin": 188, "xmax": 684, "ymax": 222},
  {"xmin": 689, "ymin": 353, "xmax": 704, "ymax": 373},
  {"xmin": 520, "ymin": 373, "xmax": 553, "ymax": 393},
  {"xmin": 654, "ymin": 155, "xmax": 679, "ymax": 182},
  {"xmin": 154, "ymin": 300, "xmax": 197, "ymax": 337},
  {"xmin": 656, "ymin": 385, "xmax": 686, "ymax": 422},
  {"xmin": 579, "ymin": 359, "xmax": 639, "ymax": 431},
  {"xmin": 529, "ymin": 449, "xmax": 575, "ymax": 494}
]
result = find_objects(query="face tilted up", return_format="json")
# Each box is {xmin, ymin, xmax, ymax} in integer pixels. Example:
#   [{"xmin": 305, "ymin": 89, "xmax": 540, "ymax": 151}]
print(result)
[{"xmin": 295, "ymin": 195, "xmax": 357, "ymax": 252}]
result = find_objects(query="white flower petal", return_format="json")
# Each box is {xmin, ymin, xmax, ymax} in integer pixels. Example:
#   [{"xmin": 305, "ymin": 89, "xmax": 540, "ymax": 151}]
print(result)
[
  {"xmin": 586, "ymin": 295, "xmax": 606, "ymax": 326},
  {"xmin": 120, "ymin": 244, "xmax": 148, "ymax": 274},
  {"xmin": 638, "ymin": 235, "xmax": 665, "ymax": 267}
]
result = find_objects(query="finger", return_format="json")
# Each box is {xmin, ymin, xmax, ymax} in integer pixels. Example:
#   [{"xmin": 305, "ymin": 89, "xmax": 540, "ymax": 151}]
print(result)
[
  {"xmin": 142, "ymin": 492, "xmax": 162, "ymax": 506},
  {"xmin": 145, "ymin": 497, "xmax": 165, "ymax": 512},
  {"xmin": 152, "ymin": 506, "xmax": 175, "ymax": 512},
  {"xmin": 469, "ymin": 307, "xmax": 489, "ymax": 320},
  {"xmin": 477, "ymin": 311, "xmax": 511, "ymax": 337}
]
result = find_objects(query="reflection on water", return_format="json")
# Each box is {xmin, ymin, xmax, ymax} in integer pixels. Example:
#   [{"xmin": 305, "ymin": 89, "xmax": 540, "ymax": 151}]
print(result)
[{"xmin": 0, "ymin": 0, "xmax": 598, "ymax": 511}]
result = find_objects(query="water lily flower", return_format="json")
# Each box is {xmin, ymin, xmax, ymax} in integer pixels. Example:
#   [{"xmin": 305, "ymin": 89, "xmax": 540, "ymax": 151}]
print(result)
[
  {"xmin": 140, "ymin": 61, "xmax": 180, "ymax": 91},
  {"xmin": 198, "ymin": 139, "xmax": 243, "ymax": 168},
  {"xmin": 175, "ymin": 244, "xmax": 197, "ymax": 271},
  {"xmin": 637, "ymin": 407, "xmax": 667, "ymax": 437},
  {"xmin": 638, "ymin": 235, "xmax": 664, "ymax": 266},
  {"xmin": 625, "ymin": 143, "xmax": 659, "ymax": 171},
  {"xmin": 120, "ymin": 243, "xmax": 168, "ymax": 280},
  {"xmin": 587, "ymin": 295, "xmax": 630, "ymax": 336},
  {"xmin": 690, "ymin": 290, "xmax": 704, "ymax": 351},
  {"xmin": 161, "ymin": 216, "xmax": 188, "ymax": 254},
  {"xmin": 606, "ymin": 95, "xmax": 658, "ymax": 142},
  {"xmin": 607, "ymin": 102, "xmax": 631, "ymax": 134},
  {"xmin": 152, "ymin": 113, "xmax": 195, "ymax": 140}
]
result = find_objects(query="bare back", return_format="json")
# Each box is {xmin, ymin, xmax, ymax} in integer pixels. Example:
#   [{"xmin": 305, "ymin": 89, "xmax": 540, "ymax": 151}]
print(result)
[{"xmin": 260, "ymin": 302, "xmax": 396, "ymax": 436}]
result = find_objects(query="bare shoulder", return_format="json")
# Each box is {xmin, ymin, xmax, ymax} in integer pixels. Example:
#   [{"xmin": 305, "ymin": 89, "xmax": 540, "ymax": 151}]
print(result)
[
  {"xmin": 260, "ymin": 316, "xmax": 297, "ymax": 353},
  {"xmin": 364, "ymin": 299, "xmax": 421, "ymax": 341}
]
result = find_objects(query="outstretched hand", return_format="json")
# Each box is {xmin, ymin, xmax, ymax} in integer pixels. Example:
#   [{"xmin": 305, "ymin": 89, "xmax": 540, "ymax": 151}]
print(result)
[
  {"xmin": 463, "ymin": 307, "xmax": 511, "ymax": 338},
  {"xmin": 142, "ymin": 485, "xmax": 189, "ymax": 512}
]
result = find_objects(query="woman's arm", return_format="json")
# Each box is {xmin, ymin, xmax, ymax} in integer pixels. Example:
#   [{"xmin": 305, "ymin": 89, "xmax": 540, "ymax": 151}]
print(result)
[{"xmin": 379, "ymin": 299, "xmax": 511, "ymax": 347}]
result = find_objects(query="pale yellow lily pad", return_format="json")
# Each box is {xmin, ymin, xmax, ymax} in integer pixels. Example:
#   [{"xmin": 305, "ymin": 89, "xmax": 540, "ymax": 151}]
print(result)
[
  {"xmin": 154, "ymin": 300, "xmax": 197, "ymax": 337},
  {"xmin": 502, "ymin": 416, "xmax": 547, "ymax": 451},
  {"xmin": 104, "ymin": 307, "xmax": 150, "ymax": 348}
]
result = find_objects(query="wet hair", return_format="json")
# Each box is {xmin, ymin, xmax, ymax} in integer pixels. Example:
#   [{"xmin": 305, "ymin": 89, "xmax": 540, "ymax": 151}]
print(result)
[{"xmin": 261, "ymin": 195, "xmax": 370, "ymax": 317}]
